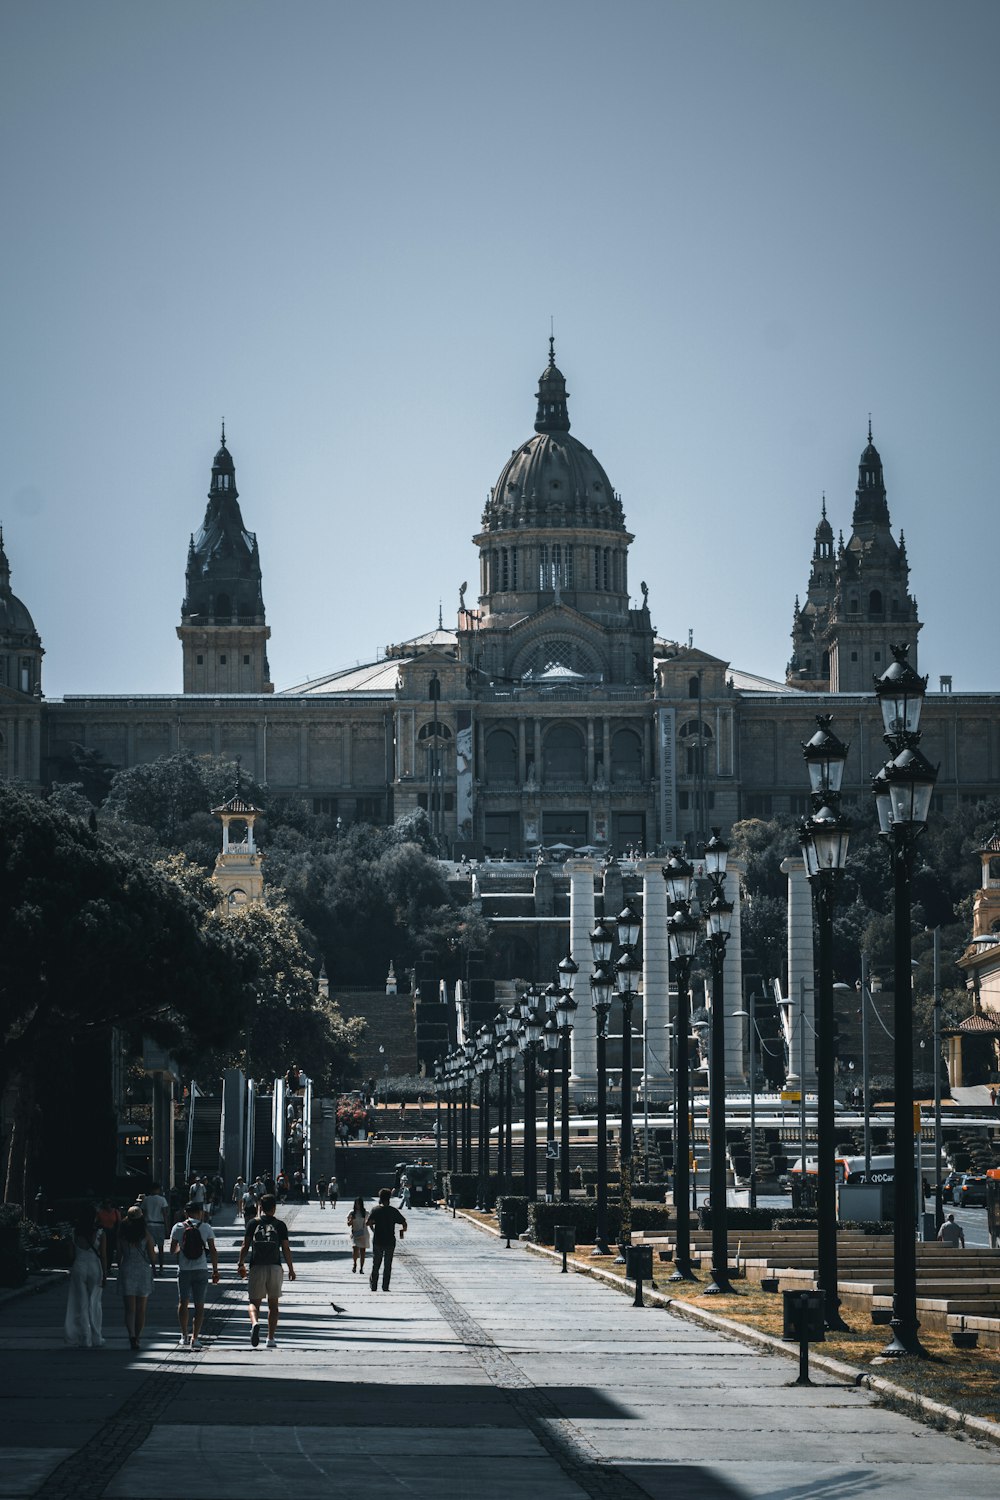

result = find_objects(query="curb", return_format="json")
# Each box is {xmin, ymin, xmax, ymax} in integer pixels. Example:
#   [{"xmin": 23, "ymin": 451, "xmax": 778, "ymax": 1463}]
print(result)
[
  {"xmin": 455, "ymin": 1209, "xmax": 1000, "ymax": 1451},
  {"xmin": 0, "ymin": 1270, "xmax": 65, "ymax": 1308}
]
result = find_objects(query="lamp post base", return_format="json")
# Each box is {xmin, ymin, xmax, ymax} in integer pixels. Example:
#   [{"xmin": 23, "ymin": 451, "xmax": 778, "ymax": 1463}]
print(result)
[
  {"xmin": 882, "ymin": 1322, "xmax": 930, "ymax": 1360},
  {"xmin": 704, "ymin": 1275, "xmax": 734, "ymax": 1295},
  {"xmin": 592, "ymin": 1239, "xmax": 611, "ymax": 1257},
  {"xmin": 614, "ymin": 1242, "xmax": 628, "ymax": 1265},
  {"xmin": 668, "ymin": 1262, "xmax": 698, "ymax": 1283}
]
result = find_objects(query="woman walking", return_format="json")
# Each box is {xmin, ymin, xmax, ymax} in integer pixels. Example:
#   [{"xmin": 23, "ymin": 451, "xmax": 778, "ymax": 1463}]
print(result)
[
  {"xmin": 64, "ymin": 1207, "xmax": 107, "ymax": 1347},
  {"xmin": 117, "ymin": 1206, "xmax": 156, "ymax": 1350},
  {"xmin": 347, "ymin": 1196, "xmax": 369, "ymax": 1274}
]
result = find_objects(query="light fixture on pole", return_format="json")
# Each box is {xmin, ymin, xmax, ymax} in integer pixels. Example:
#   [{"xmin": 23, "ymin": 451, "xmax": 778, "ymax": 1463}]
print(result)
[
  {"xmin": 874, "ymin": 643, "xmax": 938, "ymax": 1359},
  {"xmin": 555, "ymin": 976, "xmax": 578, "ymax": 1204},
  {"xmin": 589, "ymin": 944, "xmax": 615, "ymax": 1257},
  {"xmin": 433, "ymin": 1056, "xmax": 444, "ymax": 1175},
  {"xmin": 614, "ymin": 905, "xmax": 643, "ymax": 1264},
  {"xmin": 664, "ymin": 851, "xmax": 699, "ymax": 1281},
  {"xmin": 518, "ymin": 1001, "xmax": 544, "ymax": 1200},
  {"xmin": 542, "ymin": 1012, "xmax": 560, "ymax": 1202},
  {"xmin": 799, "ymin": 714, "xmax": 852, "ymax": 1332},
  {"xmin": 701, "ymin": 829, "xmax": 735, "ymax": 1295}
]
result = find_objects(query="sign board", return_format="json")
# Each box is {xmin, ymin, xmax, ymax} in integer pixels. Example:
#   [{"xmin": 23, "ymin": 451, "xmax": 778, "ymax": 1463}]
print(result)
[{"xmin": 781, "ymin": 1090, "xmax": 802, "ymax": 1102}]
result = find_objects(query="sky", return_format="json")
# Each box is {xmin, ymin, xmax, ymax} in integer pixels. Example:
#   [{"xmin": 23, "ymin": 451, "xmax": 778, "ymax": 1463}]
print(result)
[{"xmin": 3, "ymin": 0, "xmax": 998, "ymax": 699}]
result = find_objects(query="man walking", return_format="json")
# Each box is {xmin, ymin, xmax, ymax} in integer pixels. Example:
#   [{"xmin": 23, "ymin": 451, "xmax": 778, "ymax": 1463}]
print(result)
[
  {"xmin": 143, "ymin": 1181, "xmax": 170, "ymax": 1273},
  {"xmin": 237, "ymin": 1193, "xmax": 296, "ymax": 1348},
  {"xmin": 938, "ymin": 1212, "xmax": 966, "ymax": 1248},
  {"xmin": 169, "ymin": 1201, "xmax": 220, "ymax": 1348},
  {"xmin": 367, "ymin": 1186, "xmax": 407, "ymax": 1293}
]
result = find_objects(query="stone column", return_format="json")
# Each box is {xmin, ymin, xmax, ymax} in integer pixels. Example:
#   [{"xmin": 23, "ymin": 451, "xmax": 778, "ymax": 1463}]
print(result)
[
  {"xmin": 567, "ymin": 859, "xmax": 596, "ymax": 1088},
  {"xmin": 724, "ymin": 856, "xmax": 746, "ymax": 1085},
  {"xmin": 641, "ymin": 860, "xmax": 671, "ymax": 1092},
  {"xmin": 517, "ymin": 720, "xmax": 526, "ymax": 785},
  {"xmin": 780, "ymin": 855, "xmax": 817, "ymax": 1089}
]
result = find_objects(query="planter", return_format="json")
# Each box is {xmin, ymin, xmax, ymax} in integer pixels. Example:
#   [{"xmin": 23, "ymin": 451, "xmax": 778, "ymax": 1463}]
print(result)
[
  {"xmin": 761, "ymin": 1277, "xmax": 779, "ymax": 1293},
  {"xmin": 952, "ymin": 1330, "xmax": 979, "ymax": 1349},
  {"xmin": 657, "ymin": 1249, "xmax": 673, "ymax": 1262},
  {"xmin": 870, "ymin": 1308, "xmax": 893, "ymax": 1325}
]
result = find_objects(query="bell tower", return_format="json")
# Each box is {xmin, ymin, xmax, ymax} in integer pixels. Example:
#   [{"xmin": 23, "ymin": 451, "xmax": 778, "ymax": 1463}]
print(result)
[
  {"xmin": 211, "ymin": 772, "xmax": 265, "ymax": 908},
  {"xmin": 177, "ymin": 426, "xmax": 273, "ymax": 693}
]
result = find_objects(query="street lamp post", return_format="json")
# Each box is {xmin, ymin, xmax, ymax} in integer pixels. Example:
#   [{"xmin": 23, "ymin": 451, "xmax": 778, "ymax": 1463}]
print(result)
[
  {"xmin": 590, "ymin": 919, "xmax": 615, "ymax": 1257},
  {"xmin": 664, "ymin": 852, "xmax": 700, "ymax": 1282},
  {"xmin": 475, "ymin": 1028, "xmax": 494, "ymax": 1211},
  {"xmin": 614, "ymin": 903, "xmax": 643, "ymax": 1264},
  {"xmin": 555, "ymin": 971, "xmax": 578, "ymax": 1204},
  {"xmin": 799, "ymin": 714, "xmax": 852, "ymax": 1332},
  {"xmin": 731, "ymin": 993, "xmax": 762, "ymax": 1209},
  {"xmin": 461, "ymin": 1044, "xmax": 474, "ymax": 1174},
  {"xmin": 493, "ymin": 1011, "xmax": 509, "ymax": 1188},
  {"xmin": 433, "ymin": 1057, "xmax": 444, "ymax": 1174},
  {"xmin": 874, "ymin": 643, "xmax": 938, "ymax": 1359},
  {"xmin": 543, "ymin": 1013, "xmax": 560, "ymax": 1201},
  {"xmin": 517, "ymin": 1001, "xmax": 543, "ymax": 1200},
  {"xmin": 702, "ymin": 830, "xmax": 735, "ymax": 1295}
]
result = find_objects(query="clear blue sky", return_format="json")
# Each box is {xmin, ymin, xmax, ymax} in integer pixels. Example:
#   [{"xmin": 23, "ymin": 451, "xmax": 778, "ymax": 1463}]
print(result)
[{"xmin": 3, "ymin": 0, "xmax": 997, "ymax": 698}]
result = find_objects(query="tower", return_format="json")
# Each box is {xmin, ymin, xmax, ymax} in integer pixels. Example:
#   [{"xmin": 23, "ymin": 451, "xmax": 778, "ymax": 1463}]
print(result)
[
  {"xmin": 177, "ymin": 427, "xmax": 273, "ymax": 693},
  {"xmin": 0, "ymin": 529, "xmax": 44, "ymax": 785},
  {"xmin": 211, "ymin": 773, "xmax": 265, "ymax": 908},
  {"xmin": 787, "ymin": 425, "xmax": 921, "ymax": 693}
]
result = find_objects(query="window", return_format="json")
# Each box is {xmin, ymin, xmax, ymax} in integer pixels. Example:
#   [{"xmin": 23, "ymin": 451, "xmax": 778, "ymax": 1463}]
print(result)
[
  {"xmin": 196, "ymin": 654, "xmax": 204, "ymax": 665},
  {"xmin": 417, "ymin": 792, "xmax": 454, "ymax": 811},
  {"xmin": 215, "ymin": 592, "xmax": 232, "ymax": 618},
  {"xmin": 594, "ymin": 547, "xmax": 601, "ymax": 589},
  {"xmin": 485, "ymin": 730, "xmax": 517, "ymax": 783},
  {"xmin": 542, "ymin": 809, "xmax": 589, "ymax": 843},
  {"xmin": 484, "ymin": 811, "xmax": 519, "ymax": 853},
  {"xmin": 219, "ymin": 655, "xmax": 227, "ymax": 665},
  {"xmin": 678, "ymin": 791, "xmax": 714, "ymax": 811},
  {"xmin": 612, "ymin": 812, "xmax": 645, "ymax": 850},
  {"xmin": 678, "ymin": 719, "xmax": 713, "ymax": 775},
  {"xmin": 789, "ymin": 795, "xmax": 811, "ymax": 816},
  {"xmin": 688, "ymin": 676, "xmax": 701, "ymax": 699},
  {"xmin": 19, "ymin": 657, "xmax": 31, "ymax": 692},
  {"xmin": 869, "ymin": 589, "xmax": 883, "ymax": 615},
  {"xmin": 243, "ymin": 655, "xmax": 250, "ymax": 665},
  {"xmin": 313, "ymin": 798, "xmax": 338, "ymax": 816},
  {"xmin": 355, "ymin": 797, "xmax": 383, "ymax": 822},
  {"xmin": 743, "ymin": 794, "xmax": 773, "ymax": 817},
  {"xmin": 851, "ymin": 651, "xmax": 858, "ymax": 662},
  {"xmin": 543, "ymin": 724, "xmax": 585, "ymax": 783},
  {"xmin": 610, "ymin": 728, "xmax": 643, "ymax": 783},
  {"xmin": 538, "ymin": 544, "xmax": 549, "ymax": 589},
  {"xmin": 418, "ymin": 721, "xmax": 452, "ymax": 742},
  {"xmin": 821, "ymin": 650, "xmax": 829, "ymax": 674}
]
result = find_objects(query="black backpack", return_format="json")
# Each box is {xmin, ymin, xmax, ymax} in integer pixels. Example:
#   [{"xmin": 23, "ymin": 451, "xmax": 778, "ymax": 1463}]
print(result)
[
  {"xmin": 180, "ymin": 1220, "xmax": 205, "ymax": 1260},
  {"xmin": 250, "ymin": 1217, "xmax": 283, "ymax": 1266}
]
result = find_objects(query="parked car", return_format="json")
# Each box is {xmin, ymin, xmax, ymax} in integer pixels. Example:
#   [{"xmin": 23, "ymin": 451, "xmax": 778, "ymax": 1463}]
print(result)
[
  {"xmin": 942, "ymin": 1170, "xmax": 964, "ymax": 1204},
  {"xmin": 959, "ymin": 1173, "xmax": 988, "ymax": 1207}
]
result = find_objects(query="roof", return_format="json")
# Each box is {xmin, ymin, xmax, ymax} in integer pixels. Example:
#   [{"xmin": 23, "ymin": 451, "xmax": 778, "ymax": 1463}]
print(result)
[
  {"xmin": 728, "ymin": 667, "xmax": 801, "ymax": 694},
  {"xmin": 281, "ymin": 658, "xmax": 404, "ymax": 696}
]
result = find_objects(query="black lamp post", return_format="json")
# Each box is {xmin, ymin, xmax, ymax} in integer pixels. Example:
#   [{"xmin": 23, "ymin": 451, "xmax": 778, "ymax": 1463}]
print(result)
[
  {"xmin": 542, "ymin": 1012, "xmax": 560, "ymax": 1201},
  {"xmin": 517, "ymin": 1000, "xmax": 543, "ymax": 1199},
  {"xmin": 499, "ymin": 1021, "xmax": 519, "ymax": 1195},
  {"xmin": 433, "ymin": 1057, "xmax": 444, "ymax": 1174},
  {"xmin": 555, "ymin": 973, "xmax": 578, "ymax": 1203},
  {"xmin": 492, "ymin": 1011, "xmax": 508, "ymax": 1187},
  {"xmin": 461, "ymin": 1043, "xmax": 475, "ymax": 1174},
  {"xmin": 874, "ymin": 643, "xmax": 938, "ymax": 1359},
  {"xmin": 799, "ymin": 714, "xmax": 852, "ymax": 1332},
  {"xmin": 475, "ymin": 1028, "xmax": 494, "ymax": 1211},
  {"xmin": 664, "ymin": 851, "xmax": 700, "ymax": 1281},
  {"xmin": 702, "ymin": 829, "xmax": 735, "ymax": 1295},
  {"xmin": 614, "ymin": 902, "xmax": 642, "ymax": 1264},
  {"xmin": 590, "ymin": 917, "xmax": 615, "ymax": 1257}
]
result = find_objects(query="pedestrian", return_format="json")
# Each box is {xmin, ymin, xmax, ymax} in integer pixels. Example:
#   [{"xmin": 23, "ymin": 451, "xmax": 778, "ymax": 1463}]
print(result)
[
  {"xmin": 328, "ymin": 1173, "xmax": 339, "ymax": 1208},
  {"xmin": 64, "ymin": 1206, "xmax": 107, "ymax": 1348},
  {"xmin": 316, "ymin": 1173, "xmax": 329, "ymax": 1209},
  {"xmin": 399, "ymin": 1173, "xmax": 411, "ymax": 1210},
  {"xmin": 117, "ymin": 1206, "xmax": 156, "ymax": 1350},
  {"xmin": 241, "ymin": 1182, "xmax": 259, "ymax": 1224},
  {"xmin": 95, "ymin": 1198, "xmax": 121, "ymax": 1267},
  {"xmin": 348, "ymin": 1196, "xmax": 370, "ymax": 1274},
  {"xmin": 237, "ymin": 1193, "xmax": 296, "ymax": 1349},
  {"xmin": 142, "ymin": 1181, "xmax": 170, "ymax": 1272},
  {"xmin": 232, "ymin": 1175, "xmax": 246, "ymax": 1211},
  {"xmin": 937, "ymin": 1212, "xmax": 966, "ymax": 1249},
  {"xmin": 991, "ymin": 1086, "xmax": 998, "ymax": 1109},
  {"xmin": 367, "ymin": 1187, "xmax": 407, "ymax": 1293},
  {"xmin": 169, "ymin": 1201, "xmax": 220, "ymax": 1349},
  {"xmin": 189, "ymin": 1176, "xmax": 207, "ymax": 1215},
  {"xmin": 276, "ymin": 1171, "xmax": 288, "ymax": 1202}
]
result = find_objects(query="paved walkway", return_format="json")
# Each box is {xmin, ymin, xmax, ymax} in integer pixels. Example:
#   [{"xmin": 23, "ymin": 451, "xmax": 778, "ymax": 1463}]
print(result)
[{"xmin": 2, "ymin": 1202, "xmax": 1000, "ymax": 1498}]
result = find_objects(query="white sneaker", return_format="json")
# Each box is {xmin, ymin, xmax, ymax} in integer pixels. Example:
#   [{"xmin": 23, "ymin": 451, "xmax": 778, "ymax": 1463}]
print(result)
[
  {"xmin": 177, "ymin": 1336, "xmax": 191, "ymax": 1348},
  {"xmin": 266, "ymin": 1337, "xmax": 277, "ymax": 1348}
]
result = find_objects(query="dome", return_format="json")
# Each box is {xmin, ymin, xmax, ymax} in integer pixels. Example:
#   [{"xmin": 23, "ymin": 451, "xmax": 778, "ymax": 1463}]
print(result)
[
  {"xmin": 0, "ymin": 589, "xmax": 37, "ymax": 638},
  {"xmin": 480, "ymin": 343, "xmax": 626, "ymax": 535}
]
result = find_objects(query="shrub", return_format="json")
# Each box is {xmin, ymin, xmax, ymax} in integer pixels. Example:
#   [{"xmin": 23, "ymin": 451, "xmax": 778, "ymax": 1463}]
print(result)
[
  {"xmin": 699, "ymin": 1206, "xmax": 776, "ymax": 1230},
  {"xmin": 528, "ymin": 1200, "xmax": 674, "ymax": 1246},
  {"xmin": 495, "ymin": 1196, "xmax": 531, "ymax": 1235}
]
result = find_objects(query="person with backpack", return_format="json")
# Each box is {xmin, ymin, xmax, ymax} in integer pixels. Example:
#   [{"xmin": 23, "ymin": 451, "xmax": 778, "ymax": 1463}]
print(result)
[
  {"xmin": 237, "ymin": 1193, "xmax": 296, "ymax": 1349},
  {"xmin": 169, "ymin": 1201, "xmax": 220, "ymax": 1349}
]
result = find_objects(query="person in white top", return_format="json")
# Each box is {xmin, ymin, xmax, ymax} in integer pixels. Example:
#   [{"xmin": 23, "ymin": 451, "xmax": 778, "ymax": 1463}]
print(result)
[
  {"xmin": 141, "ymin": 1183, "xmax": 170, "ymax": 1273},
  {"xmin": 169, "ymin": 1202, "xmax": 219, "ymax": 1348}
]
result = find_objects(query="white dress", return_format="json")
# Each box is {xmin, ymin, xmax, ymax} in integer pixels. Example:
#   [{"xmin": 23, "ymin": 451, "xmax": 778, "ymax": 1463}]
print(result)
[
  {"xmin": 349, "ymin": 1210, "xmax": 370, "ymax": 1248},
  {"xmin": 64, "ymin": 1231, "xmax": 104, "ymax": 1347}
]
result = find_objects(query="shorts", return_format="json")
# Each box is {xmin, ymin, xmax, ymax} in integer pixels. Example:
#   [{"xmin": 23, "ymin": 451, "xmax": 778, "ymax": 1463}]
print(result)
[
  {"xmin": 248, "ymin": 1264, "xmax": 284, "ymax": 1303},
  {"xmin": 177, "ymin": 1268, "xmax": 210, "ymax": 1305}
]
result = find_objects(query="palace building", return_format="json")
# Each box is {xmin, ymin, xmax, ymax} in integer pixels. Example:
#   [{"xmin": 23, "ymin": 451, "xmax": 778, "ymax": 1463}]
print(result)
[{"xmin": 5, "ymin": 344, "xmax": 999, "ymax": 852}]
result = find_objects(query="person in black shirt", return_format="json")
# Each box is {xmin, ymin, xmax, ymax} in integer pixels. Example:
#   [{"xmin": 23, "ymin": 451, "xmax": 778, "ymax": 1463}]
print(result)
[{"xmin": 366, "ymin": 1187, "xmax": 407, "ymax": 1292}]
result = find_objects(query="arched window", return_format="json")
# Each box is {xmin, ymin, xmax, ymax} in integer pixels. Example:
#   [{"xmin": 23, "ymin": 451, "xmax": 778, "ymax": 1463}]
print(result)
[
  {"xmin": 484, "ymin": 730, "xmax": 517, "ymax": 784},
  {"xmin": 418, "ymin": 721, "xmax": 452, "ymax": 743},
  {"xmin": 821, "ymin": 649, "xmax": 830, "ymax": 674},
  {"xmin": 543, "ymin": 724, "xmax": 585, "ymax": 783},
  {"xmin": 610, "ymin": 728, "xmax": 643, "ymax": 784},
  {"xmin": 869, "ymin": 588, "xmax": 883, "ymax": 615},
  {"xmin": 538, "ymin": 544, "xmax": 549, "ymax": 589},
  {"xmin": 687, "ymin": 675, "xmax": 701, "ymax": 699},
  {"xmin": 678, "ymin": 719, "xmax": 713, "ymax": 776},
  {"xmin": 215, "ymin": 592, "xmax": 232, "ymax": 620}
]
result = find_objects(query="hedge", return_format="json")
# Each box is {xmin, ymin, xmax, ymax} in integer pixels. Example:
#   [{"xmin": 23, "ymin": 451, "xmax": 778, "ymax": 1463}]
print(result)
[
  {"xmin": 528, "ymin": 1200, "xmax": 674, "ymax": 1246},
  {"xmin": 495, "ymin": 1195, "xmax": 531, "ymax": 1235},
  {"xmin": 698, "ymin": 1206, "xmax": 777, "ymax": 1230}
]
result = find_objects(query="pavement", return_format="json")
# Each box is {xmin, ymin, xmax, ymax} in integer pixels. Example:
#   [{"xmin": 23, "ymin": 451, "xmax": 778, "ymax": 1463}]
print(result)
[{"xmin": 2, "ymin": 1202, "xmax": 1000, "ymax": 1499}]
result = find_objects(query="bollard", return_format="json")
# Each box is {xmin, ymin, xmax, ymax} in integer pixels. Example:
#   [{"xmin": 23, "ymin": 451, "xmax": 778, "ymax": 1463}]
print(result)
[
  {"xmin": 626, "ymin": 1243, "xmax": 653, "ymax": 1307},
  {"xmin": 782, "ymin": 1289, "xmax": 825, "ymax": 1385}
]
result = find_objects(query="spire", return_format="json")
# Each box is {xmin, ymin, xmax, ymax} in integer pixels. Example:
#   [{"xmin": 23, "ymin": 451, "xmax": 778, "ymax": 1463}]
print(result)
[
  {"xmin": 534, "ymin": 338, "xmax": 570, "ymax": 434},
  {"xmin": 221, "ymin": 417, "xmax": 226, "ymax": 447}
]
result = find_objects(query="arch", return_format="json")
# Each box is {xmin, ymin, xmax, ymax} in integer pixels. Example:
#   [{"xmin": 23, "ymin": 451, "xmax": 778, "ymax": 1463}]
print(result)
[
  {"xmin": 542, "ymin": 722, "xmax": 585, "ymax": 783},
  {"xmin": 869, "ymin": 588, "xmax": 883, "ymax": 615},
  {"xmin": 610, "ymin": 727, "xmax": 643, "ymax": 784},
  {"xmin": 517, "ymin": 637, "xmax": 601, "ymax": 681},
  {"xmin": 687, "ymin": 675, "xmax": 701, "ymax": 699},
  {"xmin": 484, "ymin": 729, "xmax": 517, "ymax": 784},
  {"xmin": 418, "ymin": 721, "xmax": 452, "ymax": 742},
  {"xmin": 215, "ymin": 592, "xmax": 232, "ymax": 620}
]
